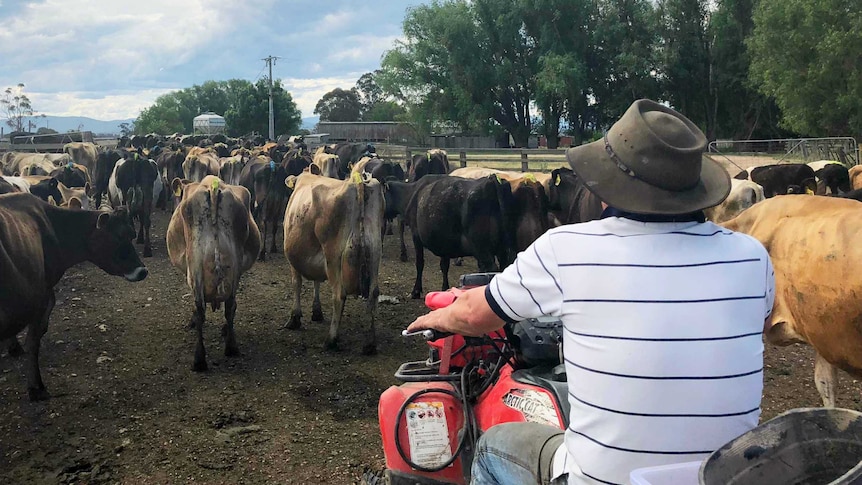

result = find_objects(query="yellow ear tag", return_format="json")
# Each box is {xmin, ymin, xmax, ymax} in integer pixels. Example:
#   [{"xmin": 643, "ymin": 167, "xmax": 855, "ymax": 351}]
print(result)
[
  {"xmin": 495, "ymin": 174, "xmax": 502, "ymax": 183},
  {"xmin": 554, "ymin": 174, "xmax": 561, "ymax": 186},
  {"xmin": 173, "ymin": 185, "xmax": 182, "ymax": 197},
  {"xmin": 286, "ymin": 177, "xmax": 296, "ymax": 189},
  {"xmin": 212, "ymin": 179, "xmax": 219, "ymax": 191},
  {"xmin": 524, "ymin": 173, "xmax": 537, "ymax": 183},
  {"xmin": 352, "ymin": 172, "xmax": 363, "ymax": 185},
  {"xmin": 805, "ymin": 187, "xmax": 814, "ymax": 195}
]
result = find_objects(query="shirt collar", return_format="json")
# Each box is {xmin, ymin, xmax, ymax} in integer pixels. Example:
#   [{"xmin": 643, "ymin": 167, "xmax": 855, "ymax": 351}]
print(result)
[{"xmin": 600, "ymin": 206, "xmax": 706, "ymax": 223}]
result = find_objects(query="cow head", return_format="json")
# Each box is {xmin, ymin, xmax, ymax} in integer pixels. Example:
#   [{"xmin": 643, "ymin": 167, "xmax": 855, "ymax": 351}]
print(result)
[
  {"xmin": 29, "ymin": 177, "xmax": 63, "ymax": 205},
  {"xmin": 88, "ymin": 209, "xmax": 148, "ymax": 282}
]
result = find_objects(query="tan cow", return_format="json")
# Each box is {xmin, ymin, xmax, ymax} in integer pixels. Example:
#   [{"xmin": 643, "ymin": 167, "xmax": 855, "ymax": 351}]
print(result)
[
  {"xmin": 2, "ymin": 153, "xmax": 54, "ymax": 176},
  {"xmin": 704, "ymin": 179, "xmax": 765, "ymax": 223},
  {"xmin": 63, "ymin": 142, "xmax": 99, "ymax": 172},
  {"xmin": 850, "ymin": 165, "xmax": 862, "ymax": 190},
  {"xmin": 219, "ymin": 155, "xmax": 247, "ymax": 185},
  {"xmin": 167, "ymin": 176, "xmax": 261, "ymax": 371},
  {"xmin": 282, "ymin": 172, "xmax": 385, "ymax": 354},
  {"xmin": 722, "ymin": 195, "xmax": 862, "ymax": 407},
  {"xmin": 183, "ymin": 151, "xmax": 220, "ymax": 182},
  {"xmin": 57, "ymin": 182, "xmax": 91, "ymax": 210},
  {"xmin": 312, "ymin": 152, "xmax": 340, "ymax": 179}
]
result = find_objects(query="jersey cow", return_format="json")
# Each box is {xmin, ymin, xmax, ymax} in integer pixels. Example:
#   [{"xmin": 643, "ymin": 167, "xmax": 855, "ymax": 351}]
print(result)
[
  {"xmin": 167, "ymin": 176, "xmax": 261, "ymax": 371},
  {"xmin": 282, "ymin": 173, "xmax": 385, "ymax": 354},
  {"xmin": 406, "ymin": 175, "xmax": 516, "ymax": 299},
  {"xmin": 722, "ymin": 195, "xmax": 862, "ymax": 407},
  {"xmin": 63, "ymin": 142, "xmax": 99, "ymax": 172},
  {"xmin": 0, "ymin": 194, "xmax": 147, "ymax": 400}
]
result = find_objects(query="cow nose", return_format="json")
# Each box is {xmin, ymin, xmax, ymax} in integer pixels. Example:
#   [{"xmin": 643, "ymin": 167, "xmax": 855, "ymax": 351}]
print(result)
[{"xmin": 124, "ymin": 266, "xmax": 148, "ymax": 282}]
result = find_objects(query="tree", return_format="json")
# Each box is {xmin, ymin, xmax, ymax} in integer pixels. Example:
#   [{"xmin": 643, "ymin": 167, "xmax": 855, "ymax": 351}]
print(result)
[
  {"xmin": 313, "ymin": 88, "xmax": 363, "ymax": 122},
  {"xmin": 363, "ymin": 101, "xmax": 407, "ymax": 121},
  {"xmin": 36, "ymin": 127, "xmax": 57, "ymax": 135},
  {"xmin": 119, "ymin": 122, "xmax": 134, "ymax": 137},
  {"xmin": 134, "ymin": 79, "xmax": 301, "ymax": 136},
  {"xmin": 355, "ymin": 71, "xmax": 385, "ymax": 113},
  {"xmin": 748, "ymin": 0, "xmax": 862, "ymax": 137},
  {"xmin": 2, "ymin": 83, "xmax": 35, "ymax": 132}
]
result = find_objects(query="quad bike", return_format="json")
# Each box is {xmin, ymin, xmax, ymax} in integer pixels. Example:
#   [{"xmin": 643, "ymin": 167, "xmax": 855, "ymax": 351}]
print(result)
[{"xmin": 365, "ymin": 273, "xmax": 569, "ymax": 485}]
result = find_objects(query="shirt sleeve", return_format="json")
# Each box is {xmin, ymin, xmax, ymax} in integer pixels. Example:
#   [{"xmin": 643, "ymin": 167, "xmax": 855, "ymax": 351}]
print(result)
[
  {"xmin": 485, "ymin": 232, "xmax": 564, "ymax": 322},
  {"xmin": 764, "ymin": 252, "xmax": 776, "ymax": 319}
]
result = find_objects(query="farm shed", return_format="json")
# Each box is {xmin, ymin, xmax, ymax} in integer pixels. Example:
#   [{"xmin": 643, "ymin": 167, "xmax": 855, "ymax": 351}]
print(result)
[{"xmin": 193, "ymin": 112, "xmax": 226, "ymax": 135}]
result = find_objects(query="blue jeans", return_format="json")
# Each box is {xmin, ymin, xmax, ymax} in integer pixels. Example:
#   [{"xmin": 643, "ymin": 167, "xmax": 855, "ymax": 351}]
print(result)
[{"xmin": 471, "ymin": 422, "xmax": 566, "ymax": 485}]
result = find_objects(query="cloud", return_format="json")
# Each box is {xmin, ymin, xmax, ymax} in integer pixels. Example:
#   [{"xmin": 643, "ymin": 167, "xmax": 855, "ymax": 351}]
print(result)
[
  {"xmin": 32, "ymin": 89, "xmax": 178, "ymax": 119},
  {"xmin": 282, "ymin": 75, "xmax": 363, "ymax": 117}
]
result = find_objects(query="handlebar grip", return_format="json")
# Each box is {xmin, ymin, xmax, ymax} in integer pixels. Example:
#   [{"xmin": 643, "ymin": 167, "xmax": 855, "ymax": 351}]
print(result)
[{"xmin": 425, "ymin": 288, "xmax": 466, "ymax": 310}]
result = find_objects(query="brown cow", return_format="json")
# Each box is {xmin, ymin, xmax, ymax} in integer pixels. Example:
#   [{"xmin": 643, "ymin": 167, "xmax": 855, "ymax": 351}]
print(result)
[
  {"xmin": 282, "ymin": 172, "xmax": 385, "ymax": 354},
  {"xmin": 0, "ymin": 193, "xmax": 147, "ymax": 400},
  {"xmin": 167, "ymin": 176, "xmax": 261, "ymax": 371},
  {"xmin": 312, "ymin": 152, "xmax": 340, "ymax": 179},
  {"xmin": 219, "ymin": 155, "xmax": 247, "ymax": 185},
  {"xmin": 183, "ymin": 151, "xmax": 220, "ymax": 183},
  {"xmin": 849, "ymin": 165, "xmax": 862, "ymax": 190},
  {"xmin": 63, "ymin": 142, "xmax": 99, "ymax": 172},
  {"xmin": 722, "ymin": 195, "xmax": 862, "ymax": 407}
]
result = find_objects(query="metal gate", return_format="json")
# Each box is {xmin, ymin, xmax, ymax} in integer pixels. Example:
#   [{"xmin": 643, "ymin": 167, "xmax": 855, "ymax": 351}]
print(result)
[{"xmin": 708, "ymin": 137, "xmax": 859, "ymax": 166}]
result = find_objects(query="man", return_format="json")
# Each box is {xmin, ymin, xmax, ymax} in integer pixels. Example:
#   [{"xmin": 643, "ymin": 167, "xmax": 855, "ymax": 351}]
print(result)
[{"xmin": 407, "ymin": 99, "xmax": 775, "ymax": 485}]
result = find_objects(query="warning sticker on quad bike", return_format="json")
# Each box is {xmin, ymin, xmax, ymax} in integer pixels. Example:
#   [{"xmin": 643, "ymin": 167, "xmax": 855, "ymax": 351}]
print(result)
[
  {"xmin": 502, "ymin": 388, "xmax": 561, "ymax": 427},
  {"xmin": 405, "ymin": 401, "xmax": 452, "ymax": 468}
]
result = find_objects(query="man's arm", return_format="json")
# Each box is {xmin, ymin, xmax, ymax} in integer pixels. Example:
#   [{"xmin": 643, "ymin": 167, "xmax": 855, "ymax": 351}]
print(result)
[{"xmin": 406, "ymin": 285, "xmax": 505, "ymax": 337}]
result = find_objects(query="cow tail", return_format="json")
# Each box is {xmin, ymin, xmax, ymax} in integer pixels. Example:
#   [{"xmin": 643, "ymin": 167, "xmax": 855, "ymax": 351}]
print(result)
[
  {"xmin": 357, "ymin": 183, "xmax": 372, "ymax": 299},
  {"xmin": 210, "ymin": 181, "xmax": 225, "ymax": 308}
]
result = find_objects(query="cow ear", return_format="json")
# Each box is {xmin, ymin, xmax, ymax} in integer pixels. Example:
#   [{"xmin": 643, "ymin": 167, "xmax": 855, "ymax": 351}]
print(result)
[
  {"xmin": 171, "ymin": 177, "xmax": 185, "ymax": 197},
  {"xmin": 285, "ymin": 175, "xmax": 297, "ymax": 189},
  {"xmin": 69, "ymin": 197, "xmax": 83, "ymax": 210},
  {"xmin": 96, "ymin": 212, "xmax": 110, "ymax": 229},
  {"xmin": 309, "ymin": 164, "xmax": 322, "ymax": 175},
  {"xmin": 49, "ymin": 178, "xmax": 58, "ymax": 188},
  {"xmin": 84, "ymin": 182, "xmax": 92, "ymax": 195},
  {"xmin": 48, "ymin": 196, "xmax": 58, "ymax": 206}
]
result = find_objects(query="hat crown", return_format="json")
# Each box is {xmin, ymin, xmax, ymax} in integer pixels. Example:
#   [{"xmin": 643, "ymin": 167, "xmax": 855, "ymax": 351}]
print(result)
[{"xmin": 607, "ymin": 100, "xmax": 707, "ymax": 191}]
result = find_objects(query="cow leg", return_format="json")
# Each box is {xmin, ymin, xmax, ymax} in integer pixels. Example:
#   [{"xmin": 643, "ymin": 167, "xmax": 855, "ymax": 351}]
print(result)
[
  {"xmin": 286, "ymin": 267, "xmax": 302, "ymax": 329},
  {"xmin": 440, "ymin": 257, "xmax": 451, "ymax": 291},
  {"xmin": 268, "ymin": 216, "xmax": 278, "ymax": 255},
  {"xmin": 325, "ymin": 288, "xmax": 347, "ymax": 351},
  {"xmin": 4, "ymin": 337, "xmax": 23, "ymax": 357},
  {"xmin": 142, "ymin": 211, "xmax": 153, "ymax": 257},
  {"xmin": 362, "ymin": 286, "xmax": 379, "ymax": 356},
  {"xmin": 223, "ymin": 294, "xmax": 239, "ymax": 357},
  {"xmin": 411, "ymin": 234, "xmax": 425, "ymax": 299},
  {"xmin": 258, "ymin": 217, "xmax": 267, "ymax": 261},
  {"xmin": 311, "ymin": 281, "xmax": 323, "ymax": 322},
  {"xmin": 192, "ymin": 301, "xmax": 207, "ymax": 372},
  {"xmin": 815, "ymin": 353, "xmax": 838, "ymax": 407},
  {"xmin": 25, "ymin": 291, "xmax": 55, "ymax": 401},
  {"xmin": 136, "ymin": 215, "xmax": 145, "ymax": 244},
  {"xmin": 398, "ymin": 218, "xmax": 408, "ymax": 262}
]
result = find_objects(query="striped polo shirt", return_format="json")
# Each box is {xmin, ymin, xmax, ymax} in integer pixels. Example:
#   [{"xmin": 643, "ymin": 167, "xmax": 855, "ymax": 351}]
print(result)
[{"xmin": 485, "ymin": 212, "xmax": 775, "ymax": 485}]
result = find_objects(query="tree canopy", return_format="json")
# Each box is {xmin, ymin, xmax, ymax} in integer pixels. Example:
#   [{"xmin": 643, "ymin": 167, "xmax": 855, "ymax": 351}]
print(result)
[
  {"xmin": 748, "ymin": 0, "xmax": 862, "ymax": 137},
  {"xmin": 135, "ymin": 79, "xmax": 301, "ymax": 137},
  {"xmin": 2, "ymin": 83, "xmax": 35, "ymax": 133},
  {"xmin": 314, "ymin": 88, "xmax": 363, "ymax": 122}
]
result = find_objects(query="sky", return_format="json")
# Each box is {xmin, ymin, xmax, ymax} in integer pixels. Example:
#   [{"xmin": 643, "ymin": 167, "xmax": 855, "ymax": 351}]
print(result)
[{"xmin": 0, "ymin": 0, "xmax": 429, "ymax": 122}]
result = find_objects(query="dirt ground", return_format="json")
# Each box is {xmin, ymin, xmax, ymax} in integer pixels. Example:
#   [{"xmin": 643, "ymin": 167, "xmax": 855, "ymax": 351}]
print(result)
[{"xmin": 2, "ymin": 176, "xmax": 862, "ymax": 484}]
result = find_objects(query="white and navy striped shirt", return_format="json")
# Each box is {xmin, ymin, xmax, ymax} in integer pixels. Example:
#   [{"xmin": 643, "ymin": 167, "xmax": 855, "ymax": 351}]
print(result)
[{"xmin": 485, "ymin": 213, "xmax": 775, "ymax": 485}]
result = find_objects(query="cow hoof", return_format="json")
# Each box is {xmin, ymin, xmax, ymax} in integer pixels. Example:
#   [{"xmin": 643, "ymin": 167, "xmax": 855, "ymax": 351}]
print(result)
[
  {"xmin": 311, "ymin": 308, "xmax": 323, "ymax": 322},
  {"xmin": 399, "ymin": 253, "xmax": 408, "ymax": 262},
  {"xmin": 411, "ymin": 290, "xmax": 422, "ymax": 300},
  {"xmin": 6, "ymin": 340, "xmax": 24, "ymax": 357},
  {"xmin": 285, "ymin": 314, "xmax": 302, "ymax": 330},
  {"xmin": 258, "ymin": 253, "xmax": 267, "ymax": 262},
  {"xmin": 361, "ymin": 343, "xmax": 377, "ymax": 356},
  {"xmin": 225, "ymin": 345, "xmax": 240, "ymax": 357},
  {"xmin": 324, "ymin": 338, "xmax": 339, "ymax": 351},
  {"xmin": 192, "ymin": 360, "xmax": 208, "ymax": 372},
  {"xmin": 28, "ymin": 387, "xmax": 50, "ymax": 402},
  {"xmin": 143, "ymin": 248, "xmax": 153, "ymax": 258}
]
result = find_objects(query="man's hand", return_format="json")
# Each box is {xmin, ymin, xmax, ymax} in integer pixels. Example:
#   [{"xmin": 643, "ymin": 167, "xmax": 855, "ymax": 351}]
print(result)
[{"xmin": 405, "ymin": 286, "xmax": 505, "ymax": 338}]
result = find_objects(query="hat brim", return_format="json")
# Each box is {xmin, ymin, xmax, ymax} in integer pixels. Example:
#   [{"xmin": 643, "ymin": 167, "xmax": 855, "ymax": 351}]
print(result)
[{"xmin": 565, "ymin": 140, "xmax": 731, "ymax": 215}]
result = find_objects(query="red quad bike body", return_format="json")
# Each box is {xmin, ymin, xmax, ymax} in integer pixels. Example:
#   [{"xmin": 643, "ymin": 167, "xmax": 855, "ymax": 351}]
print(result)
[{"xmin": 375, "ymin": 273, "xmax": 569, "ymax": 485}]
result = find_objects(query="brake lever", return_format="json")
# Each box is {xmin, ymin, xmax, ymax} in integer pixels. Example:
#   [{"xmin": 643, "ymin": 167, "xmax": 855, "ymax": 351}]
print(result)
[{"xmin": 401, "ymin": 329, "xmax": 453, "ymax": 341}]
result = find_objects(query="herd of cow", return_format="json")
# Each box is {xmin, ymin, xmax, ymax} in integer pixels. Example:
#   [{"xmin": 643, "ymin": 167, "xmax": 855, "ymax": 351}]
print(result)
[{"xmin": 1, "ymin": 137, "xmax": 862, "ymax": 414}]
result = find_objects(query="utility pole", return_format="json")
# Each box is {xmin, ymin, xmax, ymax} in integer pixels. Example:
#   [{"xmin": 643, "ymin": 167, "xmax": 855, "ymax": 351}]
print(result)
[{"xmin": 262, "ymin": 55, "xmax": 280, "ymax": 141}]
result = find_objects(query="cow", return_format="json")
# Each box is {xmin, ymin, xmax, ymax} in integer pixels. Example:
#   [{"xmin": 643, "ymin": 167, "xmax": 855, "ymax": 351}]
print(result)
[
  {"xmin": 183, "ymin": 151, "xmax": 220, "ymax": 183},
  {"xmin": 812, "ymin": 163, "xmax": 851, "ymax": 195},
  {"xmin": 92, "ymin": 149, "xmax": 124, "ymax": 208},
  {"xmin": 0, "ymin": 177, "xmax": 17, "ymax": 195},
  {"xmin": 219, "ymin": 155, "xmax": 246, "ymax": 185},
  {"xmin": 282, "ymin": 172, "xmax": 385, "ymax": 354},
  {"xmin": 849, "ymin": 165, "xmax": 862, "ymax": 190},
  {"xmin": 2, "ymin": 176, "xmax": 64, "ymax": 204},
  {"xmin": 722, "ymin": 195, "xmax": 862, "ymax": 407},
  {"xmin": 167, "ymin": 176, "xmax": 261, "ymax": 371},
  {"xmin": 239, "ymin": 157, "xmax": 289, "ymax": 261},
  {"xmin": 449, "ymin": 167, "xmax": 550, "ymax": 252},
  {"xmin": 0, "ymin": 193, "xmax": 147, "ymax": 400},
  {"xmin": 383, "ymin": 179, "xmax": 425, "ymax": 262},
  {"xmin": 108, "ymin": 154, "xmax": 160, "ymax": 257},
  {"xmin": 57, "ymin": 182, "xmax": 91, "ymax": 210},
  {"xmin": 155, "ymin": 147, "xmax": 185, "ymax": 209},
  {"xmin": 406, "ymin": 175, "xmax": 515, "ymax": 299},
  {"xmin": 334, "ymin": 142, "xmax": 376, "ymax": 179},
  {"xmin": 16, "ymin": 155, "xmax": 56, "ymax": 177},
  {"xmin": 282, "ymin": 150, "xmax": 311, "ymax": 176},
  {"xmin": 50, "ymin": 162, "xmax": 91, "ymax": 190},
  {"xmin": 63, "ymin": 142, "xmax": 99, "ymax": 172},
  {"xmin": 703, "ymin": 179, "xmax": 765, "ymax": 223},
  {"xmin": 834, "ymin": 189, "xmax": 862, "ymax": 202},
  {"xmin": 747, "ymin": 163, "xmax": 817, "ymax": 198},
  {"xmin": 312, "ymin": 152, "xmax": 340, "ymax": 179},
  {"xmin": 352, "ymin": 156, "xmax": 400, "ymax": 183},
  {"xmin": 407, "ymin": 148, "xmax": 450, "ymax": 182}
]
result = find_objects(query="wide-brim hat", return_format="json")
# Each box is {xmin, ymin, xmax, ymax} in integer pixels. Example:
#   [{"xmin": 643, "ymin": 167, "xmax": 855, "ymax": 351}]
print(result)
[{"xmin": 565, "ymin": 99, "xmax": 730, "ymax": 215}]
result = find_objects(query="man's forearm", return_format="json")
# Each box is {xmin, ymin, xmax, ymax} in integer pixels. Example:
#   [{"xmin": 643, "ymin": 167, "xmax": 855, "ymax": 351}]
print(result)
[{"xmin": 407, "ymin": 286, "xmax": 506, "ymax": 337}]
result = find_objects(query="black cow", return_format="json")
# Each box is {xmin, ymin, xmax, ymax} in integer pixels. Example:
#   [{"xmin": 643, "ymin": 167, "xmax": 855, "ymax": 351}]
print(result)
[
  {"xmin": 0, "ymin": 193, "xmax": 147, "ymax": 400},
  {"xmin": 50, "ymin": 163, "xmax": 89, "ymax": 190},
  {"xmin": 282, "ymin": 150, "xmax": 312, "ymax": 176},
  {"xmin": 832, "ymin": 189, "xmax": 862, "ymax": 202},
  {"xmin": 405, "ymin": 175, "xmax": 515, "ymax": 298},
  {"xmin": 93, "ymin": 149, "xmax": 124, "ymax": 208},
  {"xmin": 548, "ymin": 167, "xmax": 604, "ymax": 225},
  {"xmin": 0, "ymin": 177, "xmax": 16, "ymax": 194},
  {"xmin": 110, "ymin": 154, "xmax": 160, "ymax": 257},
  {"xmin": 749, "ymin": 164, "xmax": 817, "ymax": 198},
  {"xmin": 156, "ymin": 148, "xmax": 185, "ymax": 211},
  {"xmin": 334, "ymin": 143, "xmax": 376, "ymax": 179},
  {"xmin": 240, "ymin": 158, "xmax": 289, "ymax": 261},
  {"xmin": 815, "ymin": 164, "xmax": 851, "ymax": 195},
  {"xmin": 407, "ymin": 149, "xmax": 450, "ymax": 182},
  {"xmin": 383, "ymin": 180, "xmax": 425, "ymax": 262}
]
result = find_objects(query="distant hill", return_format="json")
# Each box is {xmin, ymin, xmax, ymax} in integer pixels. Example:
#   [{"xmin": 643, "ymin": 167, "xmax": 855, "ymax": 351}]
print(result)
[
  {"xmin": 20, "ymin": 116, "xmax": 136, "ymax": 136},
  {"xmin": 301, "ymin": 116, "xmax": 319, "ymax": 131}
]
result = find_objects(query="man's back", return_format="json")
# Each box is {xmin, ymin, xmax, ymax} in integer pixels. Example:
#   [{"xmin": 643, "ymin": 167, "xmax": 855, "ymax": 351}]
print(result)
[{"xmin": 487, "ymin": 215, "xmax": 774, "ymax": 485}]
